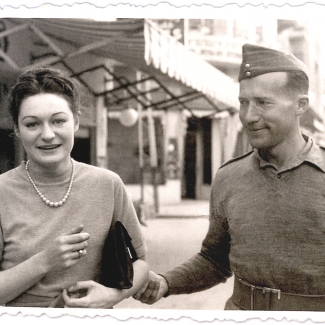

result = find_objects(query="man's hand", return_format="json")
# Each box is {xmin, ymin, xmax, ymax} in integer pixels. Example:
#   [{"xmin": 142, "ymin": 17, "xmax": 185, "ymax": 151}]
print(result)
[{"xmin": 132, "ymin": 271, "xmax": 169, "ymax": 305}]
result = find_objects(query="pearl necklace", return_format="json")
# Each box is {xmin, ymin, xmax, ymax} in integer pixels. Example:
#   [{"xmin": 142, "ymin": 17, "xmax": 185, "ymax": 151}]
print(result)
[{"xmin": 25, "ymin": 158, "xmax": 76, "ymax": 208}]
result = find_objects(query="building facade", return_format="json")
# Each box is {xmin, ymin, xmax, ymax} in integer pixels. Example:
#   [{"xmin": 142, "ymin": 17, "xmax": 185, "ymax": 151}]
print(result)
[
  {"xmin": 177, "ymin": 18, "xmax": 325, "ymax": 202},
  {"xmin": 0, "ymin": 18, "xmax": 240, "ymax": 212},
  {"xmin": 176, "ymin": 19, "xmax": 278, "ymax": 200},
  {"xmin": 2, "ymin": 18, "xmax": 321, "ymax": 211},
  {"xmin": 277, "ymin": 20, "xmax": 325, "ymax": 144}
]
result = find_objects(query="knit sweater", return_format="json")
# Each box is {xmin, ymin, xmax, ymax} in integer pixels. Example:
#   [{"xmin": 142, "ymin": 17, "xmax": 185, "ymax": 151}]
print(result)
[
  {"xmin": 0, "ymin": 161, "xmax": 146, "ymax": 307},
  {"xmin": 164, "ymin": 137, "xmax": 325, "ymax": 302}
]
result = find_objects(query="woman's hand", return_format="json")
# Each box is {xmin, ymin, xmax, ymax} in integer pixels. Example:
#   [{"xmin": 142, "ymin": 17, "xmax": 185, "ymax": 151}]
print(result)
[
  {"xmin": 62, "ymin": 281, "xmax": 122, "ymax": 308},
  {"xmin": 40, "ymin": 224, "xmax": 90, "ymax": 274},
  {"xmin": 62, "ymin": 259, "xmax": 149, "ymax": 308},
  {"xmin": 133, "ymin": 271, "xmax": 169, "ymax": 305}
]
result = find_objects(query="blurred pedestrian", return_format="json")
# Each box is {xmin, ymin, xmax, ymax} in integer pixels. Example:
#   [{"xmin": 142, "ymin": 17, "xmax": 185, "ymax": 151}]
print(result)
[
  {"xmin": 133, "ymin": 43, "xmax": 325, "ymax": 311},
  {"xmin": 0, "ymin": 67, "xmax": 148, "ymax": 308}
]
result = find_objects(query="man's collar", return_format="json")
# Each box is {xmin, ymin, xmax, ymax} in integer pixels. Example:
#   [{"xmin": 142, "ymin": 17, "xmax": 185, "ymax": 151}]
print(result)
[
  {"xmin": 254, "ymin": 136, "xmax": 325, "ymax": 173},
  {"xmin": 304, "ymin": 138, "xmax": 325, "ymax": 172}
]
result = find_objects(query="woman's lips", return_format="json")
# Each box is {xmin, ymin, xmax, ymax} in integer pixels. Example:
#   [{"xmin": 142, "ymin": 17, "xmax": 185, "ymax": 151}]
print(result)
[{"xmin": 37, "ymin": 144, "xmax": 61, "ymax": 150}]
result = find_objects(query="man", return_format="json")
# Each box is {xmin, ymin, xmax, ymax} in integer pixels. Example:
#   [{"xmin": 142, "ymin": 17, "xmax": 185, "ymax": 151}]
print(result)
[{"xmin": 134, "ymin": 44, "xmax": 325, "ymax": 311}]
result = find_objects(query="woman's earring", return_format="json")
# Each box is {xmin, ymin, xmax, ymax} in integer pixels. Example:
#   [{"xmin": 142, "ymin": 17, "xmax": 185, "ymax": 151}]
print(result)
[{"xmin": 13, "ymin": 128, "xmax": 20, "ymax": 138}]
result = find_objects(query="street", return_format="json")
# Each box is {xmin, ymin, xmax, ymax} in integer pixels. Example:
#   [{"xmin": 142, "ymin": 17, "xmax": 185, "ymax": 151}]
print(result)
[{"xmin": 115, "ymin": 217, "xmax": 233, "ymax": 310}]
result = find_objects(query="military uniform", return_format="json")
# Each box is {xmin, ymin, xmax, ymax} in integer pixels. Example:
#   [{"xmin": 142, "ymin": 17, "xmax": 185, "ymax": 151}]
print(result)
[
  {"xmin": 163, "ymin": 136, "xmax": 325, "ymax": 310},
  {"xmin": 161, "ymin": 44, "xmax": 325, "ymax": 311}
]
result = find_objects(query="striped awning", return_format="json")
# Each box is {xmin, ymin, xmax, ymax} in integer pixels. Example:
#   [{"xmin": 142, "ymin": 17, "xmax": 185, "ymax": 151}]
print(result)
[
  {"xmin": 144, "ymin": 19, "xmax": 239, "ymax": 110},
  {"xmin": 3, "ymin": 18, "xmax": 239, "ymax": 112}
]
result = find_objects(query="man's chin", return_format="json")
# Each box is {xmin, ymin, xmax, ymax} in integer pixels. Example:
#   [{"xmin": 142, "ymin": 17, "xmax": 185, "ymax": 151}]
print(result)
[{"xmin": 248, "ymin": 140, "xmax": 271, "ymax": 150}]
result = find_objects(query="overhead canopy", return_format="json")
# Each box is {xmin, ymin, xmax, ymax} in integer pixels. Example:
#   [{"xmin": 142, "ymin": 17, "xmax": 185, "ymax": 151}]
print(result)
[{"xmin": 1, "ymin": 18, "xmax": 239, "ymax": 113}]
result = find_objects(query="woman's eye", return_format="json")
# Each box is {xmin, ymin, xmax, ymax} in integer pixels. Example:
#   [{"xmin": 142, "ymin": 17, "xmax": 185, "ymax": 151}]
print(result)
[
  {"xmin": 52, "ymin": 119, "xmax": 66, "ymax": 125},
  {"xmin": 26, "ymin": 122, "xmax": 39, "ymax": 128}
]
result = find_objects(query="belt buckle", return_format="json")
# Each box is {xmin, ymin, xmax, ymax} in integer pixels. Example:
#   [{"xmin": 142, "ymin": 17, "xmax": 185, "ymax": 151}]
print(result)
[
  {"xmin": 250, "ymin": 285, "xmax": 256, "ymax": 310},
  {"xmin": 238, "ymin": 278, "xmax": 282, "ymax": 310},
  {"xmin": 263, "ymin": 286, "xmax": 282, "ymax": 300},
  {"xmin": 238, "ymin": 278, "xmax": 258, "ymax": 310}
]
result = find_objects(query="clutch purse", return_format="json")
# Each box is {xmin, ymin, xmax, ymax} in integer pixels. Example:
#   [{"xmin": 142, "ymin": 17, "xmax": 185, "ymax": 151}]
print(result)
[{"xmin": 100, "ymin": 221, "xmax": 138, "ymax": 289}]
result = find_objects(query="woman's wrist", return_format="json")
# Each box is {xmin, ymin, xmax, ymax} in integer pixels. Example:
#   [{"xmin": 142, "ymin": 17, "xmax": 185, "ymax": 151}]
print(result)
[
  {"xmin": 103, "ymin": 286, "xmax": 126, "ymax": 307},
  {"xmin": 157, "ymin": 274, "xmax": 170, "ymax": 297},
  {"xmin": 33, "ymin": 250, "xmax": 51, "ymax": 276}
]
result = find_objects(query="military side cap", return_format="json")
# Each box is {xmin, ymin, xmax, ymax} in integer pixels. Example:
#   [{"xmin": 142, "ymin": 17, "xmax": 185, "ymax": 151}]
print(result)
[{"xmin": 238, "ymin": 43, "xmax": 309, "ymax": 82}]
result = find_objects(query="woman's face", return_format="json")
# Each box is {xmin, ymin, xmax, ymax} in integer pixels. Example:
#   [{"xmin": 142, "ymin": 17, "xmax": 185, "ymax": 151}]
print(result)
[{"xmin": 17, "ymin": 93, "xmax": 79, "ymax": 168}]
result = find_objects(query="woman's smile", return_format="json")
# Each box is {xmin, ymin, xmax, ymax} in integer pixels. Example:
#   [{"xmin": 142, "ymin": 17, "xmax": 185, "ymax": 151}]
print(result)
[{"xmin": 37, "ymin": 144, "xmax": 62, "ymax": 150}]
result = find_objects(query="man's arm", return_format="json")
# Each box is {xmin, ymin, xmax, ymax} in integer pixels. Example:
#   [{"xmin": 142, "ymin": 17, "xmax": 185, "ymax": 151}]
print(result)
[{"xmin": 134, "ymin": 183, "xmax": 232, "ymax": 303}]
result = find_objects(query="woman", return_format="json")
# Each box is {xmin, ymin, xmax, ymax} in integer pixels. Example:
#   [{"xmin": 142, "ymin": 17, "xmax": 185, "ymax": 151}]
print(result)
[{"xmin": 0, "ymin": 67, "xmax": 148, "ymax": 308}]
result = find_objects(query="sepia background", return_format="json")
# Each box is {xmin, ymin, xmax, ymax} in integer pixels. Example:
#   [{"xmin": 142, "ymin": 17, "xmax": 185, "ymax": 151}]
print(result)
[{"xmin": 0, "ymin": 16, "xmax": 325, "ymax": 311}]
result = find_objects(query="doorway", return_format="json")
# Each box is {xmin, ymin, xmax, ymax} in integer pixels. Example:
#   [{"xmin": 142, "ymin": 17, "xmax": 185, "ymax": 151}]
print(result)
[
  {"xmin": 183, "ymin": 118, "xmax": 197, "ymax": 198},
  {"xmin": 182, "ymin": 117, "xmax": 212, "ymax": 200},
  {"xmin": 0, "ymin": 129, "xmax": 15, "ymax": 174},
  {"xmin": 71, "ymin": 127, "xmax": 93, "ymax": 165}
]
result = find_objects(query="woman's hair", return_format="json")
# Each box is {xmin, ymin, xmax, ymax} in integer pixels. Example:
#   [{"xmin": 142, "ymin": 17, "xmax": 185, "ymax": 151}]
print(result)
[{"xmin": 9, "ymin": 67, "xmax": 81, "ymax": 126}]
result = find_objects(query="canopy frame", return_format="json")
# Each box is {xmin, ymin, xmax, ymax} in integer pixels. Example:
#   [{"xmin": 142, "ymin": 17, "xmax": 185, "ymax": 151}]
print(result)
[{"xmin": 0, "ymin": 18, "xmax": 238, "ymax": 115}]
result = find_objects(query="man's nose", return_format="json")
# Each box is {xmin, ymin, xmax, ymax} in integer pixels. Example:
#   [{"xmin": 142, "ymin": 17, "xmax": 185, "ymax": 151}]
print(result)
[
  {"xmin": 40, "ymin": 124, "xmax": 55, "ymax": 140},
  {"xmin": 242, "ymin": 102, "xmax": 260, "ymax": 124}
]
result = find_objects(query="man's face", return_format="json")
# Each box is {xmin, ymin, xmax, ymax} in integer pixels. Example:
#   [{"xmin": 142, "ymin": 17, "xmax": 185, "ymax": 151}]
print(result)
[{"xmin": 239, "ymin": 72, "xmax": 299, "ymax": 150}]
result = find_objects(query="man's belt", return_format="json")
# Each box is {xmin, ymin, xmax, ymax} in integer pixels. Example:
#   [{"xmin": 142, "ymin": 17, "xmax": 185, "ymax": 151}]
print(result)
[{"xmin": 233, "ymin": 275, "xmax": 325, "ymax": 311}]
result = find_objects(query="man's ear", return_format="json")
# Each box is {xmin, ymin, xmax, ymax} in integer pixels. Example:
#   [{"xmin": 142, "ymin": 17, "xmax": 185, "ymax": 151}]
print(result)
[{"xmin": 296, "ymin": 95, "xmax": 309, "ymax": 116}]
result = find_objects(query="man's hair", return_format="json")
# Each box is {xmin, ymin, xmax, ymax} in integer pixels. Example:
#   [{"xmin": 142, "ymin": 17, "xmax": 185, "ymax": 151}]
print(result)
[{"xmin": 285, "ymin": 71, "xmax": 309, "ymax": 96}]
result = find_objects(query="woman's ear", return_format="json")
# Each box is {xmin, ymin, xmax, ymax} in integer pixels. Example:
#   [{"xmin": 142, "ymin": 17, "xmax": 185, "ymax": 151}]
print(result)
[
  {"xmin": 13, "ymin": 125, "xmax": 20, "ymax": 138},
  {"xmin": 74, "ymin": 117, "xmax": 80, "ymax": 132},
  {"xmin": 296, "ymin": 95, "xmax": 309, "ymax": 116}
]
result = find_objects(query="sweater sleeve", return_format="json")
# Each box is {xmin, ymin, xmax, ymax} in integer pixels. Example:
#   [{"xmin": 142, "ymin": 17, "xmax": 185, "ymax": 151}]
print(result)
[
  {"xmin": 162, "ymin": 180, "xmax": 232, "ymax": 295},
  {"xmin": 112, "ymin": 175, "xmax": 147, "ymax": 259},
  {"xmin": 0, "ymin": 214, "xmax": 3, "ymax": 268}
]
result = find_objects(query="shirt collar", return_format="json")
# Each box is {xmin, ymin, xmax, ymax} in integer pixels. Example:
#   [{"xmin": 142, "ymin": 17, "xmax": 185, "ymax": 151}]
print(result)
[{"xmin": 254, "ymin": 135, "xmax": 325, "ymax": 173}]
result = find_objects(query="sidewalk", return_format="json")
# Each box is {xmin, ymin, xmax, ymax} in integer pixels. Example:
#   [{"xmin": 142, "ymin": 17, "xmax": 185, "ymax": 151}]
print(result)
[
  {"xmin": 116, "ymin": 216, "xmax": 233, "ymax": 310},
  {"xmin": 156, "ymin": 199, "xmax": 209, "ymax": 218},
  {"xmin": 116, "ymin": 199, "xmax": 233, "ymax": 310}
]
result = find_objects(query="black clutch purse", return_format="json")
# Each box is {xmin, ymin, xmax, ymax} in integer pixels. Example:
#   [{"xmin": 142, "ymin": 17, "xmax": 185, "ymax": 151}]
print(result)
[{"xmin": 100, "ymin": 221, "xmax": 138, "ymax": 289}]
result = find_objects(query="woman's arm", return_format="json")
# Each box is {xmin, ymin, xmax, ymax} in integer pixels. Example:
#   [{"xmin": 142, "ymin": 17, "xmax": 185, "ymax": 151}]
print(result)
[
  {"xmin": 0, "ymin": 251, "xmax": 49, "ymax": 305},
  {"xmin": 0, "ymin": 225, "xmax": 90, "ymax": 305},
  {"xmin": 62, "ymin": 258, "xmax": 149, "ymax": 308}
]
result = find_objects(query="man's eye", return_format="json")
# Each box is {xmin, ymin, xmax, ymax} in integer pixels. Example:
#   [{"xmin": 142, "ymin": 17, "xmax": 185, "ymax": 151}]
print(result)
[
  {"xmin": 257, "ymin": 100, "xmax": 269, "ymax": 106},
  {"xmin": 239, "ymin": 100, "xmax": 248, "ymax": 106}
]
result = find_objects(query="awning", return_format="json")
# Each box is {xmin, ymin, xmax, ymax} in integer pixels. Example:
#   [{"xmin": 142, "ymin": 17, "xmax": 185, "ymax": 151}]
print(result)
[
  {"xmin": 144, "ymin": 20, "xmax": 239, "ymax": 110},
  {"xmin": 1, "ymin": 18, "xmax": 239, "ymax": 113}
]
